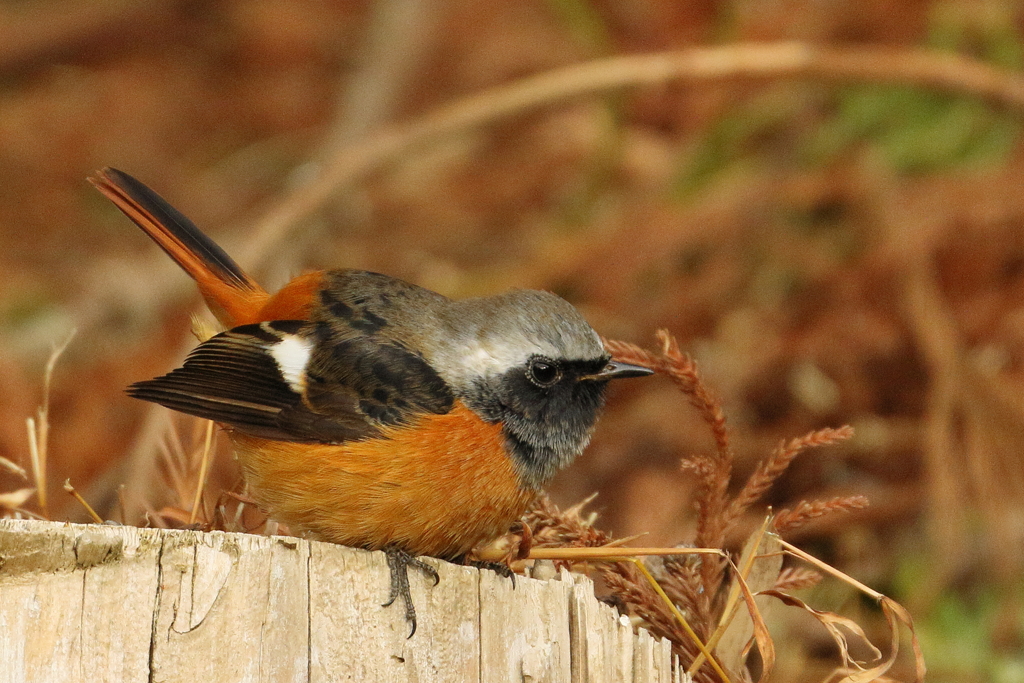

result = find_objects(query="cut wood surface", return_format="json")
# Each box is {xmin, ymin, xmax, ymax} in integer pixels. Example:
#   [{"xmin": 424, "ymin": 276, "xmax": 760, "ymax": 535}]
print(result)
[{"xmin": 0, "ymin": 519, "xmax": 686, "ymax": 682}]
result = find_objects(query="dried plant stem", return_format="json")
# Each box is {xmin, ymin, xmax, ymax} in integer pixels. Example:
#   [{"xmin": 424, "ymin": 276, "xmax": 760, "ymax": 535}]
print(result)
[
  {"xmin": 629, "ymin": 558, "xmax": 732, "ymax": 683},
  {"xmin": 63, "ymin": 479, "xmax": 104, "ymax": 524},
  {"xmin": 25, "ymin": 419, "xmax": 43, "ymax": 513},
  {"xmin": 25, "ymin": 329, "xmax": 76, "ymax": 518},
  {"xmin": 779, "ymin": 539, "xmax": 881, "ymax": 599},
  {"xmin": 0, "ymin": 455, "xmax": 27, "ymax": 479},
  {"xmin": 188, "ymin": 420, "xmax": 215, "ymax": 525},
  {"xmin": 240, "ymin": 43, "xmax": 1024, "ymax": 270},
  {"xmin": 116, "ymin": 485, "xmax": 128, "ymax": 525},
  {"xmin": 476, "ymin": 545, "xmax": 724, "ymax": 562}
]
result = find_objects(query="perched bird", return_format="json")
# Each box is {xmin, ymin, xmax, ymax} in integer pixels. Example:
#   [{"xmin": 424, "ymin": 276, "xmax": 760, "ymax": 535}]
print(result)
[{"xmin": 91, "ymin": 167, "xmax": 652, "ymax": 634}]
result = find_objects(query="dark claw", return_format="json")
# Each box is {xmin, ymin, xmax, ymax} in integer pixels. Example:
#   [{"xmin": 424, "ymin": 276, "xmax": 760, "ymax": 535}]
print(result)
[
  {"xmin": 466, "ymin": 559, "xmax": 517, "ymax": 589},
  {"xmin": 383, "ymin": 547, "xmax": 440, "ymax": 638},
  {"xmin": 598, "ymin": 593, "xmax": 628, "ymax": 614}
]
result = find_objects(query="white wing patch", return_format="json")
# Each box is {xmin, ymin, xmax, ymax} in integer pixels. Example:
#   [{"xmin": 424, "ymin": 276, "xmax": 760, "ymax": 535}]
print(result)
[{"xmin": 268, "ymin": 334, "xmax": 312, "ymax": 393}]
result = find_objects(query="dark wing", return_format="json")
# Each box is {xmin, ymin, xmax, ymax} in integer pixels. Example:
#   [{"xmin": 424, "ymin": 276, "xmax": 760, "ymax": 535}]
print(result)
[{"xmin": 128, "ymin": 320, "xmax": 454, "ymax": 443}]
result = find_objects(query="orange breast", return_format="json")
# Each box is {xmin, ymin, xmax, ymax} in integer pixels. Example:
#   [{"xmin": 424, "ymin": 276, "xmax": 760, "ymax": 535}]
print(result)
[{"xmin": 229, "ymin": 401, "xmax": 533, "ymax": 558}]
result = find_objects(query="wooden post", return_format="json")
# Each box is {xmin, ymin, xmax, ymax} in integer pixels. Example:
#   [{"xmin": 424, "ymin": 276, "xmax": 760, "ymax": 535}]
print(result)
[{"xmin": 0, "ymin": 519, "xmax": 687, "ymax": 682}]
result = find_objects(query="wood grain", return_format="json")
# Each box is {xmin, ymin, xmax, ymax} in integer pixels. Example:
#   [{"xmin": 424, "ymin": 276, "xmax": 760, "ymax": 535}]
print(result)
[{"xmin": 0, "ymin": 519, "xmax": 688, "ymax": 682}]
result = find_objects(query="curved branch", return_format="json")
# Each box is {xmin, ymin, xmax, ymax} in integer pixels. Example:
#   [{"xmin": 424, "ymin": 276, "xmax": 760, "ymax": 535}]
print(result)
[{"xmin": 239, "ymin": 42, "xmax": 1024, "ymax": 267}]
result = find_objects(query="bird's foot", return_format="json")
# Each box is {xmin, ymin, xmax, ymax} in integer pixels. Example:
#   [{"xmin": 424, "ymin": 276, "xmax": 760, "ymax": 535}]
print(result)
[
  {"xmin": 382, "ymin": 547, "xmax": 439, "ymax": 638},
  {"xmin": 464, "ymin": 558, "xmax": 517, "ymax": 588}
]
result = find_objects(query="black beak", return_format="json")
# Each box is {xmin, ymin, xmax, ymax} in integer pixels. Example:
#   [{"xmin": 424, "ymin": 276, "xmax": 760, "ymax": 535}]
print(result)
[{"xmin": 580, "ymin": 360, "xmax": 654, "ymax": 382}]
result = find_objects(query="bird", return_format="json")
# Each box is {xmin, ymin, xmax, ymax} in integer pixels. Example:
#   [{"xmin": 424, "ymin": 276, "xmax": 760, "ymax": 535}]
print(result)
[{"xmin": 90, "ymin": 167, "xmax": 652, "ymax": 635}]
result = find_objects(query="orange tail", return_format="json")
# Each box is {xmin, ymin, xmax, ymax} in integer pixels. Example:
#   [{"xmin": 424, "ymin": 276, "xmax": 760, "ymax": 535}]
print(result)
[{"xmin": 90, "ymin": 168, "xmax": 269, "ymax": 326}]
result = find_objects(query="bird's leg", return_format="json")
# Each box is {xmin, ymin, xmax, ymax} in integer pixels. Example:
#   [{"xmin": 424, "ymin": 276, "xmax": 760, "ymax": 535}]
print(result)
[{"xmin": 382, "ymin": 547, "xmax": 439, "ymax": 638}]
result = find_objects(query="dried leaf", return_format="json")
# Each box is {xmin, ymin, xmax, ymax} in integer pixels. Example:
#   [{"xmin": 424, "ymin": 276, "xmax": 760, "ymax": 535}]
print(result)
[
  {"xmin": 730, "ymin": 558, "xmax": 776, "ymax": 683},
  {"xmin": 712, "ymin": 522, "xmax": 782, "ymax": 680},
  {"xmin": 882, "ymin": 596, "xmax": 927, "ymax": 682},
  {"xmin": 763, "ymin": 590, "xmax": 883, "ymax": 678}
]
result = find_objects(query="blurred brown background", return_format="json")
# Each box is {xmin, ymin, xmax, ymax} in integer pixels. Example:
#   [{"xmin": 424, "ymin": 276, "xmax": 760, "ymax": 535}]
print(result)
[{"xmin": 2, "ymin": 0, "xmax": 1023, "ymax": 679}]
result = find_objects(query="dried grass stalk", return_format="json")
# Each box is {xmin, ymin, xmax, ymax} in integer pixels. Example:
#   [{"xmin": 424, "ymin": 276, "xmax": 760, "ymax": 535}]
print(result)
[
  {"xmin": 727, "ymin": 426, "xmax": 855, "ymax": 527},
  {"xmin": 772, "ymin": 567, "xmax": 823, "ymax": 591},
  {"xmin": 772, "ymin": 495, "xmax": 870, "ymax": 534},
  {"xmin": 526, "ymin": 332, "xmax": 915, "ymax": 682}
]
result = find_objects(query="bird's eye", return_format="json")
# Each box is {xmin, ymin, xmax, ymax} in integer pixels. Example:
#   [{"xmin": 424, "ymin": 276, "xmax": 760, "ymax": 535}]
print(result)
[{"xmin": 527, "ymin": 357, "xmax": 561, "ymax": 387}]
